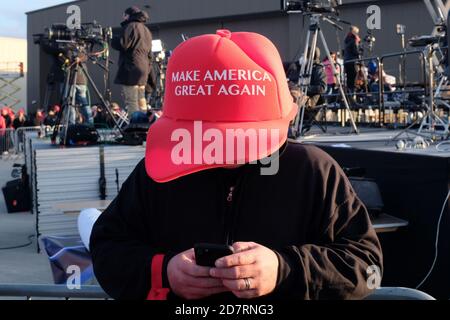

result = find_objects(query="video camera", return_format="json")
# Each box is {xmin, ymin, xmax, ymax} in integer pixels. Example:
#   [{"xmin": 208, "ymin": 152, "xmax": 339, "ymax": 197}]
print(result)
[
  {"xmin": 283, "ymin": 0, "xmax": 342, "ymax": 14},
  {"xmin": 34, "ymin": 22, "xmax": 112, "ymax": 45}
]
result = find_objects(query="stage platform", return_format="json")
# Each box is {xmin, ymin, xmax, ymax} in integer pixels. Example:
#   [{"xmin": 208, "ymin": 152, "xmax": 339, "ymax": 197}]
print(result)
[
  {"xmin": 300, "ymin": 127, "xmax": 450, "ymax": 299},
  {"xmin": 300, "ymin": 126, "xmax": 450, "ymax": 157}
]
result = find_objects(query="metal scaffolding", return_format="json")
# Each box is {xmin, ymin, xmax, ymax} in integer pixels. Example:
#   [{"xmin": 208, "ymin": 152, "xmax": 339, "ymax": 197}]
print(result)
[{"xmin": 0, "ymin": 62, "xmax": 24, "ymax": 108}]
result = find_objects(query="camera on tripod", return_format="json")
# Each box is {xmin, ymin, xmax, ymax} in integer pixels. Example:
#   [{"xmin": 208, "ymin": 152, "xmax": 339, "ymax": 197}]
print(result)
[
  {"xmin": 283, "ymin": 0, "xmax": 342, "ymax": 14},
  {"xmin": 34, "ymin": 22, "xmax": 112, "ymax": 45}
]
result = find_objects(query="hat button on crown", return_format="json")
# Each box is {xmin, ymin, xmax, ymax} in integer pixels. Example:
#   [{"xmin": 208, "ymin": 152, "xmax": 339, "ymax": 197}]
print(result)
[{"xmin": 216, "ymin": 29, "xmax": 232, "ymax": 39}]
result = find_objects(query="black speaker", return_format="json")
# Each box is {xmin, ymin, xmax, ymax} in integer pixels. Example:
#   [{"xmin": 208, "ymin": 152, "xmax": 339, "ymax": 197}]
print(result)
[
  {"xmin": 349, "ymin": 177, "xmax": 384, "ymax": 216},
  {"xmin": 2, "ymin": 179, "xmax": 31, "ymax": 213},
  {"xmin": 65, "ymin": 124, "xmax": 99, "ymax": 146}
]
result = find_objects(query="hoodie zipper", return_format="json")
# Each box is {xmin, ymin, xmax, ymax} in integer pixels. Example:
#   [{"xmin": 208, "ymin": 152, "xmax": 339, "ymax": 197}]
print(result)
[
  {"xmin": 225, "ymin": 185, "xmax": 236, "ymax": 245},
  {"xmin": 223, "ymin": 167, "xmax": 249, "ymax": 246},
  {"xmin": 227, "ymin": 187, "xmax": 235, "ymax": 202}
]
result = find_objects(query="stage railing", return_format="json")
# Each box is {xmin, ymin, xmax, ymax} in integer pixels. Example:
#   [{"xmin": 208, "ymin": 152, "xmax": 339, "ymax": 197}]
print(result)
[
  {"xmin": 321, "ymin": 50, "xmax": 431, "ymax": 127},
  {"xmin": 5, "ymin": 125, "xmax": 122, "ymax": 156},
  {"xmin": 378, "ymin": 49, "xmax": 428, "ymax": 125},
  {"xmin": 0, "ymin": 284, "xmax": 110, "ymax": 300}
]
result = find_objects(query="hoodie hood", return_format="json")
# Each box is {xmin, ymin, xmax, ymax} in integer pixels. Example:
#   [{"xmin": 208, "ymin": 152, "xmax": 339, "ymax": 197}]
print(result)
[{"xmin": 122, "ymin": 11, "xmax": 149, "ymax": 26}]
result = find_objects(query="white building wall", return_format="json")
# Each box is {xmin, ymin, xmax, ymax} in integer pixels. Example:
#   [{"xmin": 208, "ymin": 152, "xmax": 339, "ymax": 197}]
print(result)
[{"xmin": 0, "ymin": 37, "xmax": 27, "ymax": 112}]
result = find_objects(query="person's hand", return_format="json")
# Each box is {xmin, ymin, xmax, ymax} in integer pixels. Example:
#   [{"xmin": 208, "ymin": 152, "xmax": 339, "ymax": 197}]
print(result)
[
  {"xmin": 290, "ymin": 88, "xmax": 302, "ymax": 100},
  {"xmin": 167, "ymin": 249, "xmax": 229, "ymax": 300},
  {"xmin": 210, "ymin": 242, "xmax": 279, "ymax": 299}
]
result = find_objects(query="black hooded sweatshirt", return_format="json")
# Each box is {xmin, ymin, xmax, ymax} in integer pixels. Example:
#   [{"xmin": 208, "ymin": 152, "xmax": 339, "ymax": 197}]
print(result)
[
  {"xmin": 112, "ymin": 11, "xmax": 152, "ymax": 86},
  {"xmin": 90, "ymin": 143, "xmax": 383, "ymax": 300},
  {"xmin": 344, "ymin": 33, "xmax": 360, "ymax": 62}
]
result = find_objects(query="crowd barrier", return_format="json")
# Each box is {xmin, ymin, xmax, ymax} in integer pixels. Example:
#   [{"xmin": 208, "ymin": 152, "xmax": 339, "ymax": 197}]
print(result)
[
  {"xmin": 0, "ymin": 284, "xmax": 110, "ymax": 300},
  {"xmin": 0, "ymin": 126, "xmax": 123, "ymax": 158},
  {"xmin": 0, "ymin": 285, "xmax": 434, "ymax": 300},
  {"xmin": 0, "ymin": 128, "xmax": 15, "ymax": 154}
]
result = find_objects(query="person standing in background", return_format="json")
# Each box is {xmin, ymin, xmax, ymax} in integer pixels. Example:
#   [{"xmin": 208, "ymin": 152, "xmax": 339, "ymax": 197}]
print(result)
[
  {"xmin": 323, "ymin": 52, "xmax": 341, "ymax": 103},
  {"xmin": 1, "ymin": 108, "xmax": 14, "ymax": 128},
  {"xmin": 323, "ymin": 52, "xmax": 340, "ymax": 93},
  {"xmin": 13, "ymin": 109, "xmax": 29, "ymax": 129},
  {"xmin": 112, "ymin": 6, "xmax": 153, "ymax": 120},
  {"xmin": 0, "ymin": 112, "xmax": 6, "ymax": 131},
  {"xmin": 344, "ymin": 26, "xmax": 361, "ymax": 94}
]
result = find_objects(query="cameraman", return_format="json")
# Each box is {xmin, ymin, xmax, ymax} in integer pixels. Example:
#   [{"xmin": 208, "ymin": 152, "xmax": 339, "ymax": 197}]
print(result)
[
  {"xmin": 287, "ymin": 47, "xmax": 327, "ymax": 133},
  {"xmin": 112, "ymin": 6, "xmax": 153, "ymax": 119},
  {"xmin": 287, "ymin": 47, "xmax": 327, "ymax": 108},
  {"xmin": 344, "ymin": 26, "xmax": 361, "ymax": 94},
  {"xmin": 41, "ymin": 40, "xmax": 93, "ymax": 124}
]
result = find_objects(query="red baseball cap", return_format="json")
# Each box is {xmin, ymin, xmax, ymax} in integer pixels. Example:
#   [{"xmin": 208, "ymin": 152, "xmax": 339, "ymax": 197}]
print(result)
[{"xmin": 146, "ymin": 30, "xmax": 298, "ymax": 183}]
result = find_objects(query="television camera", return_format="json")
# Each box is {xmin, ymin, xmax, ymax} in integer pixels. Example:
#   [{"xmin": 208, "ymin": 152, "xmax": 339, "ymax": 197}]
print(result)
[
  {"xmin": 33, "ymin": 22, "xmax": 112, "ymax": 46},
  {"xmin": 283, "ymin": 0, "xmax": 342, "ymax": 14}
]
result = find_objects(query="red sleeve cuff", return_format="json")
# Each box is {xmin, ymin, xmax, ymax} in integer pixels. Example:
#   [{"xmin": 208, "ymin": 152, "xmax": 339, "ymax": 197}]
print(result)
[{"xmin": 147, "ymin": 254, "xmax": 170, "ymax": 300}]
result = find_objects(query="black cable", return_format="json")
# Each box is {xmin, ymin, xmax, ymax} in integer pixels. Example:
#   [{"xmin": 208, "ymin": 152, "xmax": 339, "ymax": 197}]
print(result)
[
  {"xmin": 416, "ymin": 190, "xmax": 450, "ymax": 289},
  {"xmin": 0, "ymin": 235, "xmax": 35, "ymax": 251}
]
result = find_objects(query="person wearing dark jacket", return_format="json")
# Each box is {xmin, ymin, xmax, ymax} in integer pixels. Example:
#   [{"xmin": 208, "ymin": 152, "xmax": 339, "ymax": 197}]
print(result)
[
  {"xmin": 90, "ymin": 30, "xmax": 382, "ymax": 301},
  {"xmin": 344, "ymin": 26, "xmax": 361, "ymax": 93},
  {"xmin": 1, "ymin": 108, "xmax": 14, "ymax": 128},
  {"xmin": 287, "ymin": 47, "xmax": 327, "ymax": 108},
  {"xmin": 43, "ymin": 108, "xmax": 58, "ymax": 127},
  {"xmin": 13, "ymin": 109, "xmax": 29, "ymax": 129},
  {"xmin": 287, "ymin": 47, "xmax": 327, "ymax": 133},
  {"xmin": 112, "ymin": 6, "xmax": 152, "ymax": 119}
]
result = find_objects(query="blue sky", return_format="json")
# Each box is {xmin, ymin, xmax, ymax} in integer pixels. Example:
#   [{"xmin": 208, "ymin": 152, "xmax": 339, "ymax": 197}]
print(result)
[{"xmin": 0, "ymin": 0, "xmax": 72, "ymax": 38}]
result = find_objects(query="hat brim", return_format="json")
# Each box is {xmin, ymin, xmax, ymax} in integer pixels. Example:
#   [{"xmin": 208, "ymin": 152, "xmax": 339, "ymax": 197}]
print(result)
[{"xmin": 145, "ymin": 104, "xmax": 298, "ymax": 183}]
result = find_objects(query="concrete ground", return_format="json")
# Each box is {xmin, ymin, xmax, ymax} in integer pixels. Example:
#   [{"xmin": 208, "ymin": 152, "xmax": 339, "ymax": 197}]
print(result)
[{"xmin": 0, "ymin": 155, "xmax": 53, "ymax": 286}]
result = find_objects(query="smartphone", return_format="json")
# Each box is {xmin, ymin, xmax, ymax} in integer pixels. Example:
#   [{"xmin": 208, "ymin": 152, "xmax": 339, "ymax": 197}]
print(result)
[{"xmin": 194, "ymin": 243, "xmax": 235, "ymax": 267}]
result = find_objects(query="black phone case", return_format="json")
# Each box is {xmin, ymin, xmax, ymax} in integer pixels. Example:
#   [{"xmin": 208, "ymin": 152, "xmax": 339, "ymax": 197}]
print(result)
[{"xmin": 194, "ymin": 243, "xmax": 234, "ymax": 267}]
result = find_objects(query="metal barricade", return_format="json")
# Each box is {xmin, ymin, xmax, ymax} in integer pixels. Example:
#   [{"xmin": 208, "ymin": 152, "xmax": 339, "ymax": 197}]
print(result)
[
  {"xmin": 0, "ymin": 128, "xmax": 15, "ymax": 155},
  {"xmin": 0, "ymin": 284, "xmax": 110, "ymax": 300},
  {"xmin": 379, "ymin": 49, "xmax": 428, "ymax": 125},
  {"xmin": 327, "ymin": 51, "xmax": 428, "ymax": 127},
  {"xmin": 14, "ymin": 126, "xmax": 43, "ymax": 154}
]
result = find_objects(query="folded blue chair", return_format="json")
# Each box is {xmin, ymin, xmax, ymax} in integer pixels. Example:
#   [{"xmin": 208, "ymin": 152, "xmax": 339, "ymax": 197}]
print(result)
[{"xmin": 41, "ymin": 236, "xmax": 96, "ymax": 286}]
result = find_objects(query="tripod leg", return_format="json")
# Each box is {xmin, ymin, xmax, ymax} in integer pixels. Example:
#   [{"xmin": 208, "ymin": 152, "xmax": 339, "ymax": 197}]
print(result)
[
  {"xmin": 292, "ymin": 30, "xmax": 312, "ymax": 137},
  {"xmin": 79, "ymin": 64, "xmax": 125, "ymax": 136},
  {"xmin": 298, "ymin": 104, "xmax": 306, "ymax": 136},
  {"xmin": 389, "ymin": 115, "xmax": 423, "ymax": 143},
  {"xmin": 43, "ymin": 82, "xmax": 51, "ymax": 112},
  {"xmin": 297, "ymin": 30, "xmax": 319, "ymax": 137},
  {"xmin": 319, "ymin": 29, "xmax": 359, "ymax": 134},
  {"xmin": 52, "ymin": 65, "xmax": 76, "ymax": 144},
  {"xmin": 60, "ymin": 85, "xmax": 78, "ymax": 145}
]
